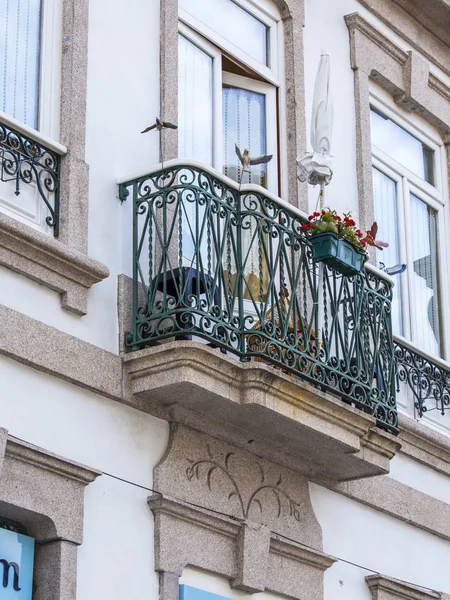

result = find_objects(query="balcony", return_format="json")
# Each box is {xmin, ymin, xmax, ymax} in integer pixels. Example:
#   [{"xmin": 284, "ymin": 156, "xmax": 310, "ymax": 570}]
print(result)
[{"xmin": 119, "ymin": 160, "xmax": 400, "ymax": 481}]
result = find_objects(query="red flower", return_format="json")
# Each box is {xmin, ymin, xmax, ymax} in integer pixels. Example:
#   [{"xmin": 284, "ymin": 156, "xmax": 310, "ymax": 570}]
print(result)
[
  {"xmin": 301, "ymin": 223, "xmax": 312, "ymax": 231},
  {"xmin": 322, "ymin": 210, "xmax": 327, "ymax": 215},
  {"xmin": 313, "ymin": 211, "xmax": 321, "ymax": 217},
  {"xmin": 308, "ymin": 215, "xmax": 314, "ymax": 221},
  {"xmin": 361, "ymin": 240, "xmax": 367, "ymax": 247}
]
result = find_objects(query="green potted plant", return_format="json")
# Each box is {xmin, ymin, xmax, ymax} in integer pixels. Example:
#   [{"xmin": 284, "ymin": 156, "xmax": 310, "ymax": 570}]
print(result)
[{"xmin": 300, "ymin": 209, "xmax": 387, "ymax": 276}]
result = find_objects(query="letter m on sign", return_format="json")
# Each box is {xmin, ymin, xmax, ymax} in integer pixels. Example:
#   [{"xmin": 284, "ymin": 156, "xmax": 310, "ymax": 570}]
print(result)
[{"xmin": 0, "ymin": 527, "xmax": 34, "ymax": 599}]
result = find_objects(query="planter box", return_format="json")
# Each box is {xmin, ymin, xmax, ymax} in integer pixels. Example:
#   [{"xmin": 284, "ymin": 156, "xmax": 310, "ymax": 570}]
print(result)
[{"xmin": 309, "ymin": 233, "xmax": 367, "ymax": 275}]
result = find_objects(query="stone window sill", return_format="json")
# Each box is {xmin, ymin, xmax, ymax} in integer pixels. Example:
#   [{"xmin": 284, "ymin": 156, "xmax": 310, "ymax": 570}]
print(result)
[{"xmin": 0, "ymin": 212, "xmax": 109, "ymax": 315}]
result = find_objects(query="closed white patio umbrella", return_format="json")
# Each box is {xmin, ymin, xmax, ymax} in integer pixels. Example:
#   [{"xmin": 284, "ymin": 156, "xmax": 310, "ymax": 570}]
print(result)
[{"xmin": 297, "ymin": 52, "xmax": 333, "ymax": 206}]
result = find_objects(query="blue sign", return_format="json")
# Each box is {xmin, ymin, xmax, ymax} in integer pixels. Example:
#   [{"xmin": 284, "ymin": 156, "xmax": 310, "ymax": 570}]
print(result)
[
  {"xmin": 179, "ymin": 585, "xmax": 231, "ymax": 600},
  {"xmin": 0, "ymin": 527, "xmax": 34, "ymax": 598}
]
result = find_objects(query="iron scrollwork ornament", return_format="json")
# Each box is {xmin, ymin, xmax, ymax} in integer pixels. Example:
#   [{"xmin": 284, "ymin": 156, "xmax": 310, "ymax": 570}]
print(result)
[
  {"xmin": 395, "ymin": 341, "xmax": 450, "ymax": 417},
  {"xmin": 0, "ymin": 122, "xmax": 60, "ymax": 235}
]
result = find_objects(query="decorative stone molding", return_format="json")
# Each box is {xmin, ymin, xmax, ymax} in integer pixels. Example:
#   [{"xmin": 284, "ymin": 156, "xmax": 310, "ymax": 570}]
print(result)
[
  {"xmin": 329, "ymin": 474, "xmax": 450, "ymax": 542},
  {"xmin": 344, "ymin": 12, "xmax": 450, "ymax": 232},
  {"xmin": 0, "ymin": 429, "xmax": 100, "ymax": 600},
  {"xmin": 398, "ymin": 414, "xmax": 450, "ymax": 477},
  {"xmin": 0, "ymin": 213, "xmax": 109, "ymax": 314},
  {"xmin": 160, "ymin": 0, "xmax": 307, "ymax": 210},
  {"xmin": 357, "ymin": 0, "xmax": 450, "ymax": 73},
  {"xmin": 366, "ymin": 574, "xmax": 442, "ymax": 600},
  {"xmin": 150, "ymin": 425, "xmax": 336, "ymax": 600},
  {"xmin": 123, "ymin": 341, "xmax": 400, "ymax": 482},
  {"xmin": 0, "ymin": 304, "xmax": 122, "ymax": 398}
]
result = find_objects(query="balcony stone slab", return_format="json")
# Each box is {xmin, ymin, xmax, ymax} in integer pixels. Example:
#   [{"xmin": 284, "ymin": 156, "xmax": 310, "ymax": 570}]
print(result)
[{"xmin": 123, "ymin": 341, "xmax": 400, "ymax": 482}]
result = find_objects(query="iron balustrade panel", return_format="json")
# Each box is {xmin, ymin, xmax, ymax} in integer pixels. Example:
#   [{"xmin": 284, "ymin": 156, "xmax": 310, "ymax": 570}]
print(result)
[
  {"xmin": 394, "ymin": 341, "xmax": 450, "ymax": 417},
  {"xmin": 120, "ymin": 163, "xmax": 397, "ymax": 432},
  {"xmin": 0, "ymin": 121, "xmax": 60, "ymax": 235}
]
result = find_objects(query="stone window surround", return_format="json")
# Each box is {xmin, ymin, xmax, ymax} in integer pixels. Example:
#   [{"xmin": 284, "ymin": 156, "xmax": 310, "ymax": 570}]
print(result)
[
  {"xmin": 0, "ymin": 0, "xmax": 109, "ymax": 316},
  {"xmin": 159, "ymin": 0, "xmax": 308, "ymax": 211},
  {"xmin": 0, "ymin": 427, "xmax": 100, "ymax": 600},
  {"xmin": 344, "ymin": 12, "xmax": 450, "ymax": 234}
]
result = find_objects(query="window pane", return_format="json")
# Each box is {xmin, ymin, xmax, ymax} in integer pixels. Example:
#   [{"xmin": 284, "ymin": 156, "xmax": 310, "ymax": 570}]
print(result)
[
  {"xmin": 179, "ymin": 0, "xmax": 268, "ymax": 66},
  {"xmin": 0, "ymin": 0, "xmax": 41, "ymax": 128},
  {"xmin": 223, "ymin": 87, "xmax": 267, "ymax": 186},
  {"xmin": 410, "ymin": 194, "xmax": 441, "ymax": 356},
  {"xmin": 372, "ymin": 168, "xmax": 403, "ymax": 337},
  {"xmin": 178, "ymin": 35, "xmax": 213, "ymax": 165},
  {"xmin": 370, "ymin": 108, "xmax": 435, "ymax": 186}
]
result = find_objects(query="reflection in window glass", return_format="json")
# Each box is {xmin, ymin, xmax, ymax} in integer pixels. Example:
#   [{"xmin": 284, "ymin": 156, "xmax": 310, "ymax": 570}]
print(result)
[
  {"xmin": 0, "ymin": 0, "xmax": 41, "ymax": 128},
  {"xmin": 179, "ymin": 0, "xmax": 268, "ymax": 66},
  {"xmin": 370, "ymin": 108, "xmax": 435, "ymax": 186},
  {"xmin": 410, "ymin": 194, "xmax": 441, "ymax": 356},
  {"xmin": 372, "ymin": 168, "xmax": 403, "ymax": 337}
]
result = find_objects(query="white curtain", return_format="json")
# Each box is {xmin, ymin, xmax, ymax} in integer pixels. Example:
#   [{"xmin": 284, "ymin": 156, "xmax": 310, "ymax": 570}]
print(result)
[
  {"xmin": 223, "ymin": 87, "xmax": 268, "ymax": 298},
  {"xmin": 410, "ymin": 193, "xmax": 440, "ymax": 356},
  {"xmin": 0, "ymin": 0, "xmax": 41, "ymax": 128}
]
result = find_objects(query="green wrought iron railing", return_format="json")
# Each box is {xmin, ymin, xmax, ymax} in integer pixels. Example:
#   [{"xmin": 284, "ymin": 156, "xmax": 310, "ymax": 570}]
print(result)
[{"xmin": 118, "ymin": 160, "xmax": 398, "ymax": 432}]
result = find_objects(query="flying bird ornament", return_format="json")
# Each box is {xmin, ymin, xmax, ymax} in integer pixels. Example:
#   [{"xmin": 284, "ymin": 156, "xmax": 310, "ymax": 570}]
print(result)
[
  {"xmin": 364, "ymin": 222, "xmax": 389, "ymax": 250},
  {"xmin": 235, "ymin": 144, "xmax": 272, "ymax": 173},
  {"xmin": 141, "ymin": 117, "xmax": 178, "ymax": 134}
]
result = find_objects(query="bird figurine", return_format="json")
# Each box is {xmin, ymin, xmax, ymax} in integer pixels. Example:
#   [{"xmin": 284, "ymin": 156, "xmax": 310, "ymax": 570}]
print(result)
[
  {"xmin": 235, "ymin": 144, "xmax": 273, "ymax": 173},
  {"xmin": 141, "ymin": 117, "xmax": 178, "ymax": 134}
]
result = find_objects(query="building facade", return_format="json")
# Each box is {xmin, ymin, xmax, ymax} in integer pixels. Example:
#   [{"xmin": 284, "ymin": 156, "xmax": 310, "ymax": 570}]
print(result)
[{"xmin": 0, "ymin": 0, "xmax": 450, "ymax": 599}]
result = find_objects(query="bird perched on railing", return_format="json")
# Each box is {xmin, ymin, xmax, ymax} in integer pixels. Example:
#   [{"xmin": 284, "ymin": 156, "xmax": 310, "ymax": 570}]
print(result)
[
  {"xmin": 141, "ymin": 117, "xmax": 178, "ymax": 134},
  {"xmin": 235, "ymin": 144, "xmax": 272, "ymax": 173}
]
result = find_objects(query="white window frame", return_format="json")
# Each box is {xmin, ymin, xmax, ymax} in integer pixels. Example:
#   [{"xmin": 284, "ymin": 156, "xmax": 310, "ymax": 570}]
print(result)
[
  {"xmin": 370, "ymin": 85, "xmax": 450, "ymax": 432},
  {"xmin": 38, "ymin": 0, "xmax": 63, "ymax": 140},
  {"xmin": 178, "ymin": 1, "xmax": 285, "ymax": 319},
  {"xmin": 179, "ymin": 0, "xmax": 280, "ymax": 85},
  {"xmin": 222, "ymin": 71, "xmax": 278, "ymax": 195}
]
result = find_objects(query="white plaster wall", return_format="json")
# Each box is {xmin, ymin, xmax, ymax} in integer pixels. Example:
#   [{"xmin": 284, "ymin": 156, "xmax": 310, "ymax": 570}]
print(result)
[
  {"xmin": 310, "ymin": 483, "xmax": 450, "ymax": 599},
  {"xmin": 387, "ymin": 452, "xmax": 450, "ymax": 505},
  {"xmin": 0, "ymin": 355, "xmax": 170, "ymax": 600}
]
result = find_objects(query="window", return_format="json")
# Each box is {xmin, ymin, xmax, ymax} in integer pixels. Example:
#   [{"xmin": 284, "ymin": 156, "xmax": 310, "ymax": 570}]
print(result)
[
  {"xmin": 0, "ymin": 0, "xmax": 61, "ymax": 137},
  {"xmin": 178, "ymin": 0, "xmax": 282, "ymax": 303},
  {"xmin": 0, "ymin": 0, "xmax": 62, "ymax": 233},
  {"xmin": 178, "ymin": 0, "xmax": 281, "ymax": 194},
  {"xmin": 370, "ymin": 88, "xmax": 448, "ymax": 362}
]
